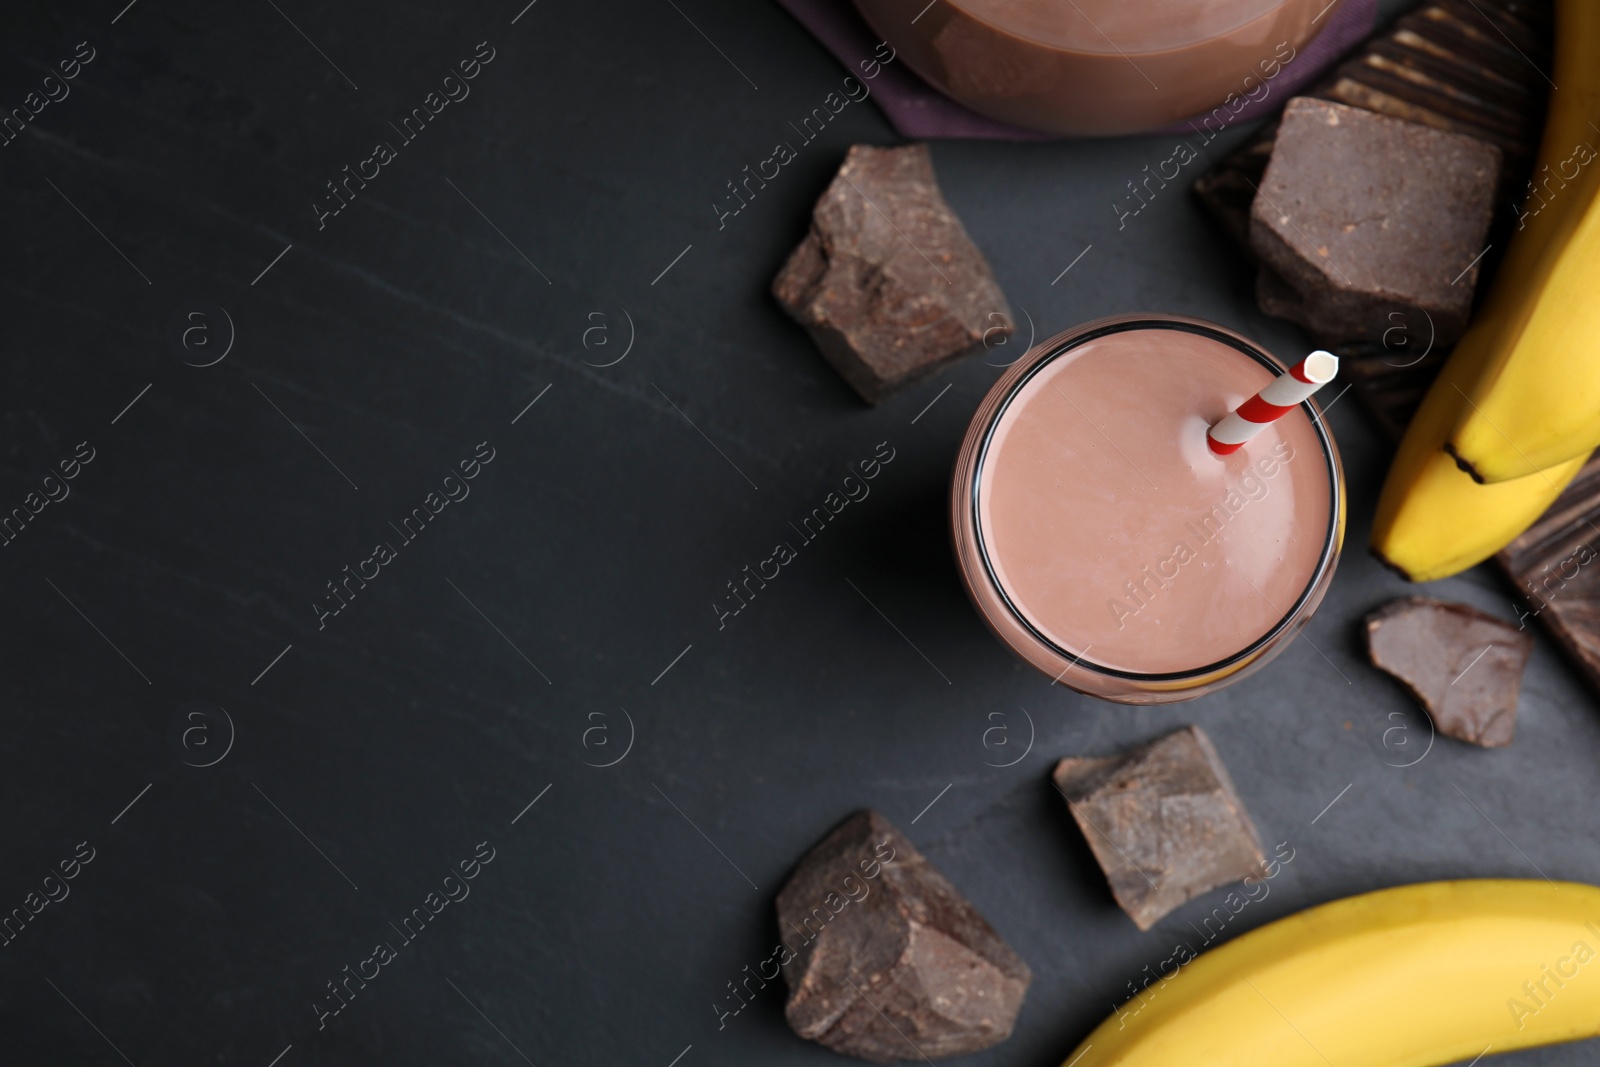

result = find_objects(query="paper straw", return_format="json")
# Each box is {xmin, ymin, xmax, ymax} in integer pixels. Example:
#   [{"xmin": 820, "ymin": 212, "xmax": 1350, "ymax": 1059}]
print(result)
[{"xmin": 1207, "ymin": 351, "xmax": 1339, "ymax": 456}]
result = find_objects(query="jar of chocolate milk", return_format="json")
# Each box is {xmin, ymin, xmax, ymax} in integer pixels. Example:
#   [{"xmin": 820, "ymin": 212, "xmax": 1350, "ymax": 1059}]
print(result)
[
  {"xmin": 852, "ymin": 0, "xmax": 1340, "ymax": 135},
  {"xmin": 951, "ymin": 315, "xmax": 1344, "ymax": 703}
]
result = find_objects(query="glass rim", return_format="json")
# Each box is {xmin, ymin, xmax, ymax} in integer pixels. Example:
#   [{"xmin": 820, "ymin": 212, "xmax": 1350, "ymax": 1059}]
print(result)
[{"xmin": 969, "ymin": 315, "xmax": 1343, "ymax": 683}]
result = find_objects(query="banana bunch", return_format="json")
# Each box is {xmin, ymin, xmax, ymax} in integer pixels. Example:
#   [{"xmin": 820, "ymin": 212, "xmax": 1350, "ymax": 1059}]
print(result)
[
  {"xmin": 1062, "ymin": 880, "xmax": 1600, "ymax": 1066},
  {"xmin": 1371, "ymin": 0, "xmax": 1600, "ymax": 580}
]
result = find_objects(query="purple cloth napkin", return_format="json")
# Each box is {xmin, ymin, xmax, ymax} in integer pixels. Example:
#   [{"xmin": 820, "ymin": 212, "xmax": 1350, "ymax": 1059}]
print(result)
[{"xmin": 774, "ymin": 0, "xmax": 1378, "ymax": 140}]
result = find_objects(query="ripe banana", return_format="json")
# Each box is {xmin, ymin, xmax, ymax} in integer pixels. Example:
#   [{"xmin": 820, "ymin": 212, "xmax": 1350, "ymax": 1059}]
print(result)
[
  {"xmin": 1371, "ymin": 0, "xmax": 1600, "ymax": 577},
  {"xmin": 1442, "ymin": 0, "xmax": 1600, "ymax": 481},
  {"xmin": 1063, "ymin": 880, "xmax": 1600, "ymax": 1067},
  {"xmin": 1369, "ymin": 300, "xmax": 1585, "ymax": 580}
]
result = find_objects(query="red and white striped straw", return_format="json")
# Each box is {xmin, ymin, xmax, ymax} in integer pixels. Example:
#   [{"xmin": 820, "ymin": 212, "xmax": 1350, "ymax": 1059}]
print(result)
[{"xmin": 1207, "ymin": 350, "xmax": 1339, "ymax": 456}]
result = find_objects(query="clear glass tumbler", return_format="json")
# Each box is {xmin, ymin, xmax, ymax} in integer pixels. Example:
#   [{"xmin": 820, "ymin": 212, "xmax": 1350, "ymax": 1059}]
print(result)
[{"xmin": 950, "ymin": 314, "xmax": 1345, "ymax": 704}]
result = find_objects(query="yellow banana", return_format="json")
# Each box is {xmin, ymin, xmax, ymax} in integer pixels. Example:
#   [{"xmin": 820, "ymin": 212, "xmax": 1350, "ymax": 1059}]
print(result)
[
  {"xmin": 1371, "ymin": 0, "xmax": 1600, "ymax": 578},
  {"xmin": 1370, "ymin": 298, "xmax": 1586, "ymax": 580},
  {"xmin": 1443, "ymin": 0, "xmax": 1600, "ymax": 480},
  {"xmin": 1063, "ymin": 880, "xmax": 1600, "ymax": 1067}
]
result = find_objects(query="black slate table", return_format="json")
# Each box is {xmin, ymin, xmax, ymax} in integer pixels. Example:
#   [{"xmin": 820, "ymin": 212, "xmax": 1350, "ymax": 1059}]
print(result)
[{"xmin": 1, "ymin": 1, "xmax": 1591, "ymax": 1064}]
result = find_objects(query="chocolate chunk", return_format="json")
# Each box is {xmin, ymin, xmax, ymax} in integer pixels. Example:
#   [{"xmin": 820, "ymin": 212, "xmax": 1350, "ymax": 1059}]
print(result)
[
  {"xmin": 772, "ymin": 144, "xmax": 1012, "ymax": 404},
  {"xmin": 1052, "ymin": 726, "xmax": 1265, "ymax": 931},
  {"xmin": 1249, "ymin": 98, "xmax": 1501, "ymax": 346},
  {"xmin": 1498, "ymin": 461, "xmax": 1600, "ymax": 697},
  {"xmin": 777, "ymin": 809, "xmax": 1030, "ymax": 1062},
  {"xmin": 1364, "ymin": 596, "xmax": 1533, "ymax": 747},
  {"xmin": 1195, "ymin": 0, "xmax": 1549, "ymax": 254}
]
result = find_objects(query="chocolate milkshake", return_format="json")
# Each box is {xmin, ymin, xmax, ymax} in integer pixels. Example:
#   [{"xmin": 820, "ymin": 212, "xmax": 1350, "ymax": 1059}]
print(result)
[
  {"xmin": 951, "ymin": 315, "xmax": 1343, "ymax": 703},
  {"xmin": 852, "ymin": 0, "xmax": 1339, "ymax": 135}
]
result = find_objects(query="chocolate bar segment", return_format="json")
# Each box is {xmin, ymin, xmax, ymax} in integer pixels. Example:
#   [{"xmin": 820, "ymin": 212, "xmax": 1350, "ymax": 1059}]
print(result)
[{"xmin": 1496, "ymin": 457, "xmax": 1600, "ymax": 686}]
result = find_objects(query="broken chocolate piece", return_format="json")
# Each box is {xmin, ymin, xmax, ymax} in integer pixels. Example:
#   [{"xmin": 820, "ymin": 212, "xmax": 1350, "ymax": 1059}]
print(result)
[
  {"xmin": 1364, "ymin": 596, "xmax": 1532, "ymax": 747},
  {"xmin": 777, "ymin": 809, "xmax": 1030, "ymax": 1062},
  {"xmin": 1195, "ymin": 0, "xmax": 1550, "ymax": 256},
  {"xmin": 1249, "ymin": 98, "xmax": 1501, "ymax": 346},
  {"xmin": 1498, "ymin": 461, "xmax": 1600, "ymax": 696},
  {"xmin": 1052, "ymin": 726, "xmax": 1265, "ymax": 931},
  {"xmin": 772, "ymin": 143, "xmax": 1012, "ymax": 404}
]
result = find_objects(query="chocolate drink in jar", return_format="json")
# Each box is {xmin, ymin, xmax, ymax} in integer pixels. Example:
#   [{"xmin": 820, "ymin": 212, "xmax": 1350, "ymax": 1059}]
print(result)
[{"xmin": 851, "ymin": 0, "xmax": 1340, "ymax": 135}]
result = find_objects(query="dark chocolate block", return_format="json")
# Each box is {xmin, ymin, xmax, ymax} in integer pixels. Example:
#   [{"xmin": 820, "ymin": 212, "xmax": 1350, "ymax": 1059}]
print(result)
[
  {"xmin": 772, "ymin": 143, "xmax": 1012, "ymax": 404},
  {"xmin": 777, "ymin": 809, "xmax": 1030, "ymax": 1062},
  {"xmin": 1194, "ymin": 0, "xmax": 1551, "ymax": 273},
  {"xmin": 1052, "ymin": 726, "xmax": 1265, "ymax": 931},
  {"xmin": 1365, "ymin": 596, "xmax": 1532, "ymax": 747},
  {"xmin": 1250, "ymin": 97, "xmax": 1500, "ymax": 346},
  {"xmin": 1497, "ymin": 465, "xmax": 1600, "ymax": 690}
]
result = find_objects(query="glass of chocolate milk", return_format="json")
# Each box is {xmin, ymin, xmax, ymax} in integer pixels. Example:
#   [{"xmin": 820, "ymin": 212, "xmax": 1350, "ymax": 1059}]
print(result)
[{"xmin": 951, "ymin": 314, "xmax": 1344, "ymax": 703}]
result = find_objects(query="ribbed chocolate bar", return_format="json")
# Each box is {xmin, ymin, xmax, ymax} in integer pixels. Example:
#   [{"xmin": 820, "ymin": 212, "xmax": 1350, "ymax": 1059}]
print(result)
[{"xmin": 1495, "ymin": 456, "xmax": 1600, "ymax": 683}]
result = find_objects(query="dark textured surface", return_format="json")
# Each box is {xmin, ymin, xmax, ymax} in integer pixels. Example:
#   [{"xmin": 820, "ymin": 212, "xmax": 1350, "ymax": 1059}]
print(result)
[
  {"xmin": 1366, "ymin": 597, "xmax": 1533, "ymax": 747},
  {"xmin": 772, "ymin": 142, "xmax": 1011, "ymax": 403},
  {"xmin": 777, "ymin": 810, "xmax": 1029, "ymax": 1061},
  {"xmin": 6, "ymin": 1, "xmax": 1600, "ymax": 1066},
  {"xmin": 1053, "ymin": 727, "xmax": 1266, "ymax": 930}
]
